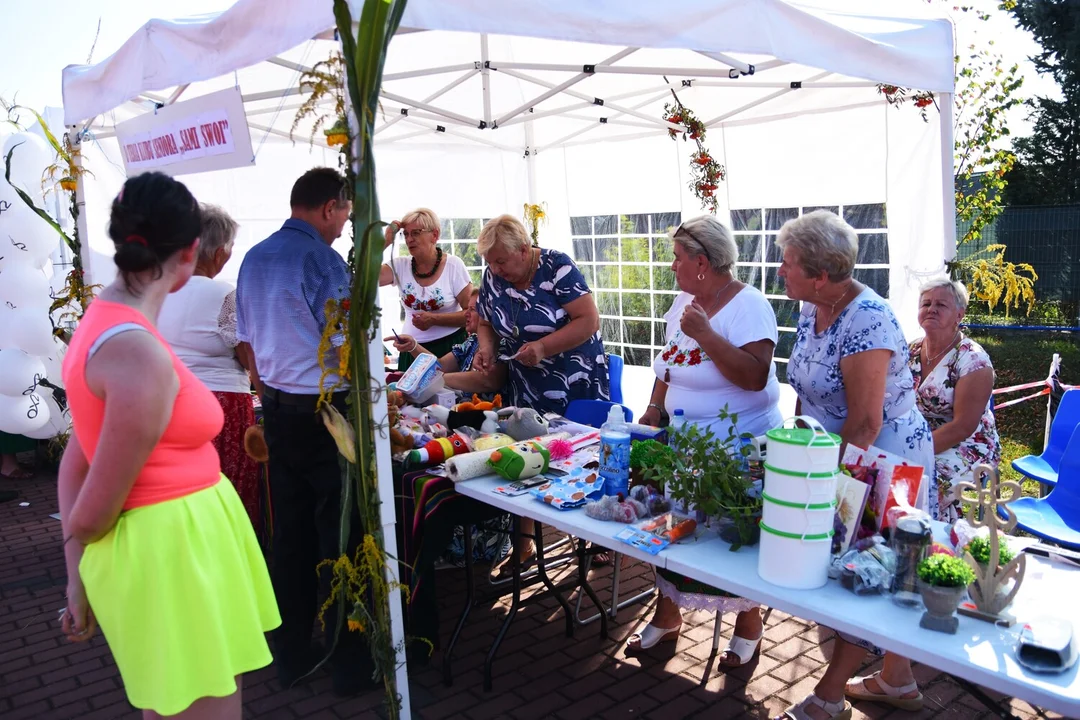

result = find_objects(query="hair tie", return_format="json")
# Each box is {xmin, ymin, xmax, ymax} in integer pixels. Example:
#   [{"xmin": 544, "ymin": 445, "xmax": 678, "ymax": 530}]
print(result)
[{"xmin": 125, "ymin": 235, "xmax": 148, "ymax": 247}]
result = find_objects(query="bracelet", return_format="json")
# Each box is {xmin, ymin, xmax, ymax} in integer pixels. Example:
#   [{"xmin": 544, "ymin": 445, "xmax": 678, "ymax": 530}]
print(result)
[
  {"xmin": 647, "ymin": 403, "xmax": 662, "ymax": 412},
  {"xmin": 408, "ymin": 339, "xmax": 418, "ymax": 353}
]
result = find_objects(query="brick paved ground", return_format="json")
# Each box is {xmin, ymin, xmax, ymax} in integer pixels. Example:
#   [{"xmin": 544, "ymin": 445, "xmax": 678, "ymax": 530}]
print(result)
[{"xmin": 0, "ymin": 471, "xmax": 1068, "ymax": 719}]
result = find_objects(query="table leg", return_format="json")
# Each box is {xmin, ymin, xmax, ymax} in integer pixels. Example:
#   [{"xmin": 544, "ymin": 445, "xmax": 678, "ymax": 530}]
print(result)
[
  {"xmin": 484, "ymin": 516, "xmax": 522, "ymax": 691},
  {"xmin": 531, "ymin": 522, "xmax": 575, "ymax": 638},
  {"xmin": 951, "ymin": 676, "xmax": 1022, "ymax": 720},
  {"xmin": 442, "ymin": 524, "xmax": 474, "ymax": 687},
  {"xmin": 576, "ymin": 540, "xmax": 608, "ymax": 639}
]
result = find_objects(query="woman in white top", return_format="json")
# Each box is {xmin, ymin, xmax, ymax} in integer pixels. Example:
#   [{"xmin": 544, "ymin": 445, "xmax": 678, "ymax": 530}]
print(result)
[
  {"xmin": 379, "ymin": 208, "xmax": 474, "ymax": 370},
  {"xmin": 630, "ymin": 215, "xmax": 782, "ymax": 665},
  {"xmin": 158, "ymin": 204, "xmax": 262, "ymax": 533}
]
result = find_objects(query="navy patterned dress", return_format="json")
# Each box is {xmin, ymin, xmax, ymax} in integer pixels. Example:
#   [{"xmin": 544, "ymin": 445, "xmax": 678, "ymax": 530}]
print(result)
[{"xmin": 477, "ymin": 249, "xmax": 609, "ymax": 415}]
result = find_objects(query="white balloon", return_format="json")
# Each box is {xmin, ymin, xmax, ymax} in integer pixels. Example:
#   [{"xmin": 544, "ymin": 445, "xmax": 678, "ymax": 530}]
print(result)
[
  {"xmin": 0, "ymin": 190, "xmax": 59, "ymax": 268},
  {"xmin": 0, "ymin": 390, "xmax": 50, "ymax": 435},
  {"xmin": 39, "ymin": 336, "xmax": 67, "ymax": 384},
  {"xmin": 1, "ymin": 133, "xmax": 52, "ymax": 198},
  {"xmin": 0, "ymin": 262, "xmax": 51, "ymax": 310},
  {"xmin": 0, "ymin": 349, "xmax": 45, "ymax": 396},
  {"xmin": 7, "ymin": 306, "xmax": 56, "ymax": 357},
  {"xmin": 23, "ymin": 388, "xmax": 68, "ymax": 440}
]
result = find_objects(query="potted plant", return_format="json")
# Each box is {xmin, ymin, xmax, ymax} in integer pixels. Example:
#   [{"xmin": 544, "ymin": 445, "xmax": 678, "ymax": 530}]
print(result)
[
  {"xmin": 629, "ymin": 439, "xmax": 673, "ymax": 488},
  {"xmin": 916, "ymin": 554, "xmax": 976, "ymax": 634},
  {"xmin": 963, "ymin": 533, "xmax": 1024, "ymax": 617}
]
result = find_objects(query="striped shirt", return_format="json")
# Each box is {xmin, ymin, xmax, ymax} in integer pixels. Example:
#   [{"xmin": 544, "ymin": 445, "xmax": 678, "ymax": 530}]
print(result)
[{"xmin": 236, "ymin": 218, "xmax": 350, "ymax": 394}]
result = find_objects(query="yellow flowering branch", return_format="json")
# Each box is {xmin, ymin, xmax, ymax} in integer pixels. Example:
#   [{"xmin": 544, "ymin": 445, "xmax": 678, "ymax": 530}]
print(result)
[{"xmin": 523, "ymin": 202, "xmax": 547, "ymax": 247}]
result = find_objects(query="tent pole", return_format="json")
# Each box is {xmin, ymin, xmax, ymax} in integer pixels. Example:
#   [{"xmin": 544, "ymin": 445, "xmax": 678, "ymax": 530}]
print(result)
[
  {"xmin": 536, "ymin": 90, "xmax": 671, "ymax": 152},
  {"xmin": 525, "ymin": 120, "xmax": 537, "ymax": 204},
  {"xmin": 939, "ymin": 92, "xmax": 957, "ymax": 261},
  {"xmin": 703, "ymin": 70, "xmax": 830, "ymax": 126},
  {"xmin": 382, "ymin": 62, "xmax": 477, "ymax": 81},
  {"xmin": 66, "ymin": 126, "xmax": 93, "ymax": 289},
  {"xmin": 380, "ymin": 90, "xmax": 481, "ymax": 127},
  {"xmin": 376, "ymin": 69, "xmax": 478, "ymax": 135},
  {"xmin": 480, "ymin": 35, "xmax": 492, "ymax": 127}
]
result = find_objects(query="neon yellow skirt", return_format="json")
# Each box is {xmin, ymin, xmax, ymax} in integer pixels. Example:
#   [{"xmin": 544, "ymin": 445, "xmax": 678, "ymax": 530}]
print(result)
[{"xmin": 80, "ymin": 477, "xmax": 280, "ymax": 715}]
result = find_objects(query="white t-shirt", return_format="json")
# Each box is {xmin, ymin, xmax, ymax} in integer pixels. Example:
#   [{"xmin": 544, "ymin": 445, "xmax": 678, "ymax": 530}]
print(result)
[
  {"xmin": 652, "ymin": 288, "xmax": 783, "ymax": 439},
  {"xmin": 159, "ymin": 276, "xmax": 251, "ymax": 393},
  {"xmin": 391, "ymin": 254, "xmax": 471, "ymax": 342}
]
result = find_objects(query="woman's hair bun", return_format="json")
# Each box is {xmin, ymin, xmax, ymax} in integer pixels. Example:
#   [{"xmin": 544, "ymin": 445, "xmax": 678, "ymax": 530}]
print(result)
[{"xmin": 108, "ymin": 172, "xmax": 201, "ymax": 283}]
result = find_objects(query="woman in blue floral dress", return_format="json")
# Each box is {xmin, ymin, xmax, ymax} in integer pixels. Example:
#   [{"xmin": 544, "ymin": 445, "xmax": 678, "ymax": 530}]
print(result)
[
  {"xmin": 773, "ymin": 211, "xmax": 934, "ymax": 720},
  {"xmin": 473, "ymin": 215, "xmax": 609, "ymax": 415}
]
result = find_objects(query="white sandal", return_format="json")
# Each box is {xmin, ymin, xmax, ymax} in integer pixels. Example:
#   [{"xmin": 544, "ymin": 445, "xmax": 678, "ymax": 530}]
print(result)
[
  {"xmin": 719, "ymin": 630, "xmax": 763, "ymax": 666},
  {"xmin": 781, "ymin": 692, "xmax": 852, "ymax": 720},
  {"xmin": 845, "ymin": 672, "xmax": 924, "ymax": 711},
  {"xmin": 626, "ymin": 623, "xmax": 680, "ymax": 653}
]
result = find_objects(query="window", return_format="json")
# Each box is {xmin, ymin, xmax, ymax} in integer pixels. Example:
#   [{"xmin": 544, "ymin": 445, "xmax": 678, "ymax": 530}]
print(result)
[
  {"xmin": 732, "ymin": 203, "xmax": 888, "ymax": 383},
  {"xmin": 397, "ymin": 217, "xmax": 486, "ymax": 286},
  {"xmin": 570, "ymin": 212, "xmax": 682, "ymax": 367}
]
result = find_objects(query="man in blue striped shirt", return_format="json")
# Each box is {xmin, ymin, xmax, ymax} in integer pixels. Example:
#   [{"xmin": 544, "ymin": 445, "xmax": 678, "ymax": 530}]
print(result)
[{"xmin": 236, "ymin": 168, "xmax": 373, "ymax": 694}]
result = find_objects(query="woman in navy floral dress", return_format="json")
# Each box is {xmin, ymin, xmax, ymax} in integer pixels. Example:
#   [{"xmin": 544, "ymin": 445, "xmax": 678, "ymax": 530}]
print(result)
[
  {"xmin": 473, "ymin": 215, "xmax": 609, "ymax": 415},
  {"xmin": 773, "ymin": 211, "xmax": 934, "ymax": 720}
]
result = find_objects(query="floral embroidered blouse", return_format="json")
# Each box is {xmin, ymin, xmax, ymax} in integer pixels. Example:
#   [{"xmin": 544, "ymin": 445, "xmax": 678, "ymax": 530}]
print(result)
[{"xmin": 909, "ymin": 335, "xmax": 1001, "ymax": 517}]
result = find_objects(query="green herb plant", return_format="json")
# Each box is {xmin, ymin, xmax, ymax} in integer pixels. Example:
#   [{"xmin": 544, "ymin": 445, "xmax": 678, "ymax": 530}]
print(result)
[{"xmin": 917, "ymin": 553, "xmax": 977, "ymax": 588}]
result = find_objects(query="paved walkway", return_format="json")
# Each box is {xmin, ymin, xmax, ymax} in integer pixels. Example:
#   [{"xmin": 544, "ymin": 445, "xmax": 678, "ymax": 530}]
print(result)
[{"xmin": 0, "ymin": 472, "xmax": 1066, "ymax": 719}]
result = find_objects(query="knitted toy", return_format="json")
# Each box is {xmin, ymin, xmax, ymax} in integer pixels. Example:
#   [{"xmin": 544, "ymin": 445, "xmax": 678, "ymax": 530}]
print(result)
[
  {"xmin": 407, "ymin": 432, "xmax": 473, "ymax": 466},
  {"xmin": 487, "ymin": 440, "xmax": 550, "ymax": 480},
  {"xmin": 426, "ymin": 404, "xmax": 499, "ymax": 434},
  {"xmin": 473, "ymin": 433, "xmax": 515, "ymax": 452},
  {"xmin": 454, "ymin": 393, "xmax": 503, "ymax": 412},
  {"xmin": 498, "ymin": 407, "xmax": 550, "ymax": 441},
  {"xmin": 585, "ymin": 494, "xmax": 648, "ymax": 523}
]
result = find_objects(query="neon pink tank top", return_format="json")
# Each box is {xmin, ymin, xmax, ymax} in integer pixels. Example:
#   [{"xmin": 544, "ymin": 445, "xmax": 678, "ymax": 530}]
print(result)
[{"xmin": 62, "ymin": 299, "xmax": 225, "ymax": 510}]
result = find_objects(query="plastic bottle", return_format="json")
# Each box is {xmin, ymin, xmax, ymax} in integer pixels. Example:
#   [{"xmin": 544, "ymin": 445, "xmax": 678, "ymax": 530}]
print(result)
[
  {"xmin": 599, "ymin": 405, "xmax": 631, "ymax": 497},
  {"xmin": 670, "ymin": 408, "xmax": 686, "ymax": 437}
]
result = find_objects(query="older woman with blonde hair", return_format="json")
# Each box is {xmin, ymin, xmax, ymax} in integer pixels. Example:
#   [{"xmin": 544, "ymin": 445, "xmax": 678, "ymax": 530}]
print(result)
[
  {"xmin": 630, "ymin": 214, "xmax": 782, "ymax": 665},
  {"xmin": 472, "ymin": 214, "xmax": 608, "ymax": 413},
  {"xmin": 380, "ymin": 208, "xmax": 473, "ymax": 370},
  {"xmin": 159, "ymin": 203, "xmax": 262, "ymax": 533},
  {"xmin": 910, "ymin": 276, "xmax": 1000, "ymax": 524},
  {"xmin": 774, "ymin": 210, "xmax": 934, "ymax": 720}
]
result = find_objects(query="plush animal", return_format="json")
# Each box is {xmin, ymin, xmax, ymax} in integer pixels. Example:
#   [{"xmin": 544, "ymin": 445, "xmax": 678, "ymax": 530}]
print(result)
[
  {"xmin": 473, "ymin": 433, "xmax": 516, "ymax": 452},
  {"xmin": 244, "ymin": 425, "xmax": 269, "ymax": 463},
  {"xmin": 454, "ymin": 393, "xmax": 503, "ymax": 412},
  {"xmin": 487, "ymin": 440, "xmax": 550, "ymax": 480},
  {"xmin": 498, "ymin": 407, "xmax": 550, "ymax": 441},
  {"xmin": 584, "ymin": 494, "xmax": 648, "ymax": 523},
  {"xmin": 407, "ymin": 432, "xmax": 472, "ymax": 466},
  {"xmin": 426, "ymin": 405, "xmax": 499, "ymax": 434}
]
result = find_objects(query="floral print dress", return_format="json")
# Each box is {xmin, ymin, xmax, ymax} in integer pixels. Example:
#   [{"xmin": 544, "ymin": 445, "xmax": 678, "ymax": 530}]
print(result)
[
  {"xmin": 909, "ymin": 336, "xmax": 1001, "ymax": 523},
  {"xmin": 787, "ymin": 287, "xmax": 938, "ymax": 517}
]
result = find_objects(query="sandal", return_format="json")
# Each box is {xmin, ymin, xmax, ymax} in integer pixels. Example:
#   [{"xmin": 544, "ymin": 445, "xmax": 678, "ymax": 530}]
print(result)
[
  {"xmin": 780, "ymin": 692, "xmax": 852, "ymax": 720},
  {"xmin": 718, "ymin": 630, "xmax": 763, "ymax": 666},
  {"xmin": 0, "ymin": 466, "xmax": 33, "ymax": 480},
  {"xmin": 626, "ymin": 623, "xmax": 680, "ymax": 653},
  {"xmin": 845, "ymin": 673, "xmax": 923, "ymax": 711},
  {"xmin": 494, "ymin": 551, "xmax": 537, "ymax": 580}
]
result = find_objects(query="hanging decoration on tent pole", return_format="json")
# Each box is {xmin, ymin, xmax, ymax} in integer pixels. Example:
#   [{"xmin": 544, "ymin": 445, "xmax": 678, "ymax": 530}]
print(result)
[
  {"xmin": 876, "ymin": 85, "xmax": 937, "ymax": 122},
  {"xmin": 290, "ymin": 51, "xmax": 349, "ymax": 147},
  {"xmin": 662, "ymin": 88, "xmax": 725, "ymax": 213},
  {"xmin": 523, "ymin": 202, "xmax": 547, "ymax": 247}
]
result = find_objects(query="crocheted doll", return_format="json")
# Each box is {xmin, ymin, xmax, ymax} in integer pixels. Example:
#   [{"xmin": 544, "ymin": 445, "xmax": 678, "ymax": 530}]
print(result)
[{"xmin": 487, "ymin": 440, "xmax": 550, "ymax": 480}]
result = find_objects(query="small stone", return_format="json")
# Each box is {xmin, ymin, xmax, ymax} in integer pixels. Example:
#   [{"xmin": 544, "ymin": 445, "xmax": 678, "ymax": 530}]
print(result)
[{"xmin": 19, "ymin": 502, "xmax": 29, "ymax": 507}]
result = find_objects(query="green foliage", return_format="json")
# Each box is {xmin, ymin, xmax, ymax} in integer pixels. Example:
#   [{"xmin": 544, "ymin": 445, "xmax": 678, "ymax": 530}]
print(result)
[
  {"xmin": 965, "ymin": 535, "xmax": 1015, "ymax": 566},
  {"xmin": 918, "ymin": 553, "xmax": 977, "ymax": 588},
  {"xmin": 641, "ymin": 407, "xmax": 759, "ymax": 549},
  {"xmin": 629, "ymin": 439, "xmax": 674, "ymax": 471},
  {"xmin": 955, "ymin": 243, "xmax": 1037, "ymax": 317}
]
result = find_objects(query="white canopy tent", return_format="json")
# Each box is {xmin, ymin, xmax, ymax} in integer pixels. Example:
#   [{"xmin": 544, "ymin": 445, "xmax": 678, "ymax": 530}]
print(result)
[{"xmin": 59, "ymin": 1, "xmax": 956, "ymax": 713}]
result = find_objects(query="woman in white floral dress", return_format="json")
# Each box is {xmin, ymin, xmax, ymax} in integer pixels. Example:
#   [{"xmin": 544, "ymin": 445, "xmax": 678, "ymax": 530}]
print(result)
[{"xmin": 909, "ymin": 277, "xmax": 1000, "ymax": 524}]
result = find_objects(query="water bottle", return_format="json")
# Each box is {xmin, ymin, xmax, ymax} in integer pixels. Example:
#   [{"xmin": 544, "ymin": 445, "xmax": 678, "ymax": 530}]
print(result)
[
  {"xmin": 670, "ymin": 408, "xmax": 686, "ymax": 439},
  {"xmin": 599, "ymin": 405, "xmax": 631, "ymax": 497}
]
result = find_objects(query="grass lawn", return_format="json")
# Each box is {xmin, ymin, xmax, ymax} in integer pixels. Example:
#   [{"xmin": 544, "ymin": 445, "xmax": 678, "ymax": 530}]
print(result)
[{"xmin": 967, "ymin": 328, "xmax": 1080, "ymax": 497}]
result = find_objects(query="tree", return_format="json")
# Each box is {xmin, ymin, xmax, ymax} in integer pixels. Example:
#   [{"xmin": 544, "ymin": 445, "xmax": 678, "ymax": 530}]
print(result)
[{"xmin": 1003, "ymin": 0, "xmax": 1080, "ymax": 205}]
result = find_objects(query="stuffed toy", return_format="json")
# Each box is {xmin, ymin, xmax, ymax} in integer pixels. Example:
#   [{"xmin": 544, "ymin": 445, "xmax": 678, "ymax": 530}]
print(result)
[
  {"xmin": 454, "ymin": 393, "xmax": 502, "ymax": 412},
  {"xmin": 426, "ymin": 404, "xmax": 499, "ymax": 434},
  {"xmin": 498, "ymin": 407, "xmax": 550, "ymax": 441},
  {"xmin": 407, "ymin": 432, "xmax": 472, "ymax": 466},
  {"xmin": 473, "ymin": 433, "xmax": 515, "ymax": 452},
  {"xmin": 244, "ymin": 425, "xmax": 269, "ymax": 463},
  {"xmin": 390, "ymin": 427, "xmax": 414, "ymax": 456},
  {"xmin": 585, "ymin": 494, "xmax": 648, "ymax": 523},
  {"xmin": 488, "ymin": 440, "xmax": 550, "ymax": 480}
]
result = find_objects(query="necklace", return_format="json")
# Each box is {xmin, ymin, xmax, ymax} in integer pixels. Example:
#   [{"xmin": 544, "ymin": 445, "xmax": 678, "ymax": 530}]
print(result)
[
  {"xmin": 412, "ymin": 247, "xmax": 443, "ymax": 279},
  {"xmin": 817, "ymin": 282, "xmax": 855, "ymax": 330},
  {"xmin": 922, "ymin": 330, "xmax": 961, "ymax": 371},
  {"xmin": 664, "ymin": 278, "xmax": 736, "ymax": 382},
  {"xmin": 510, "ymin": 249, "xmax": 539, "ymax": 338}
]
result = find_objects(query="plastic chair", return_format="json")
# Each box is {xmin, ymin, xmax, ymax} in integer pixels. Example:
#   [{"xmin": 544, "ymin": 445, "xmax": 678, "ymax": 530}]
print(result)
[
  {"xmin": 564, "ymin": 399, "xmax": 632, "ymax": 428},
  {"xmin": 1003, "ymin": 424, "xmax": 1080, "ymax": 551},
  {"xmin": 1011, "ymin": 389, "xmax": 1080, "ymax": 487},
  {"xmin": 607, "ymin": 353, "xmax": 624, "ymax": 404}
]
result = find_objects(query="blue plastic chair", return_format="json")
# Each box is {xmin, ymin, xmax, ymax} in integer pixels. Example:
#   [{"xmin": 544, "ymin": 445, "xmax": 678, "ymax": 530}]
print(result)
[
  {"xmin": 1003, "ymin": 425, "xmax": 1080, "ymax": 550},
  {"xmin": 607, "ymin": 353, "xmax": 624, "ymax": 404},
  {"xmin": 564, "ymin": 399, "xmax": 632, "ymax": 429},
  {"xmin": 1011, "ymin": 389, "xmax": 1080, "ymax": 487}
]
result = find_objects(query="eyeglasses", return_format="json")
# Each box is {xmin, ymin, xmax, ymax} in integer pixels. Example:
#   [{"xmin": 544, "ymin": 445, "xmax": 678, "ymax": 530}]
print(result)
[{"xmin": 403, "ymin": 229, "xmax": 434, "ymax": 240}]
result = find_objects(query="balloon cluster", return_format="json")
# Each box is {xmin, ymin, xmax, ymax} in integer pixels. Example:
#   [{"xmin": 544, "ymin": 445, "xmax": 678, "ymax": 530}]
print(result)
[{"xmin": 0, "ymin": 131, "xmax": 71, "ymax": 439}]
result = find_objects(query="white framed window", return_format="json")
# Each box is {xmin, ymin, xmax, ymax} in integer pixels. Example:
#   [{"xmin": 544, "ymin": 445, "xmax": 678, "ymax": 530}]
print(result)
[
  {"xmin": 570, "ymin": 212, "xmax": 682, "ymax": 367},
  {"xmin": 731, "ymin": 203, "xmax": 889, "ymax": 382}
]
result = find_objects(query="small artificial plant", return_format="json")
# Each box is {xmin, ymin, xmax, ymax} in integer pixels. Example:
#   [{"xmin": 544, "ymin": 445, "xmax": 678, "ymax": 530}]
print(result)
[
  {"xmin": 917, "ymin": 553, "xmax": 977, "ymax": 588},
  {"xmin": 965, "ymin": 535, "xmax": 1015, "ymax": 568},
  {"xmin": 522, "ymin": 202, "xmax": 547, "ymax": 247}
]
